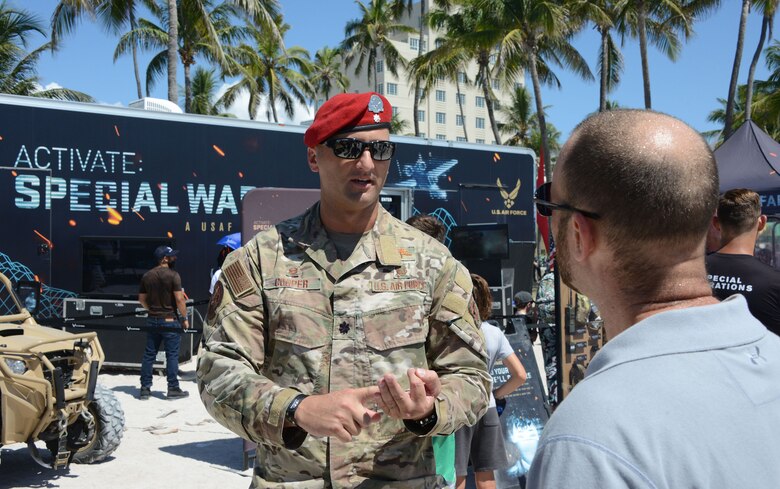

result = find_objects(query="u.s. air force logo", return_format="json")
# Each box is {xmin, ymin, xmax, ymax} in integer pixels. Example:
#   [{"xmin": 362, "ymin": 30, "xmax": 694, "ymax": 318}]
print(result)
[
  {"xmin": 497, "ymin": 177, "xmax": 521, "ymax": 208},
  {"xmin": 491, "ymin": 178, "xmax": 528, "ymax": 217}
]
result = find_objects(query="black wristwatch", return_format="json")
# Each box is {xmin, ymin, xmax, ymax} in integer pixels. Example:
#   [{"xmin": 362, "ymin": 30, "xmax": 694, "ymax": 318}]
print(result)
[
  {"xmin": 285, "ymin": 394, "xmax": 307, "ymax": 427},
  {"xmin": 404, "ymin": 410, "xmax": 438, "ymax": 435}
]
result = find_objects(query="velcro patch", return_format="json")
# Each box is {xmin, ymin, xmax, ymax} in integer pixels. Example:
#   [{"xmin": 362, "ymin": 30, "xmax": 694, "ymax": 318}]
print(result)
[
  {"xmin": 222, "ymin": 259, "xmax": 254, "ymax": 297},
  {"xmin": 454, "ymin": 268, "xmax": 472, "ymax": 294},
  {"xmin": 372, "ymin": 279, "xmax": 426, "ymax": 292},
  {"xmin": 398, "ymin": 246, "xmax": 416, "ymax": 261},
  {"xmin": 207, "ymin": 282, "xmax": 223, "ymax": 322},
  {"xmin": 442, "ymin": 292, "xmax": 468, "ymax": 316},
  {"xmin": 263, "ymin": 277, "xmax": 322, "ymax": 290}
]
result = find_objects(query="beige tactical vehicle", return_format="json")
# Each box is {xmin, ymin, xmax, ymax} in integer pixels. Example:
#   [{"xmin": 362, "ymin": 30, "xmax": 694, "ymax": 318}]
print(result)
[{"xmin": 0, "ymin": 272, "xmax": 124, "ymax": 469}]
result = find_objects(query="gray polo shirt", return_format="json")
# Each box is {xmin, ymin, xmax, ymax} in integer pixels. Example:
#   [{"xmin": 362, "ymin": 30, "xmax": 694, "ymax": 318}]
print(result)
[{"xmin": 527, "ymin": 295, "xmax": 780, "ymax": 488}]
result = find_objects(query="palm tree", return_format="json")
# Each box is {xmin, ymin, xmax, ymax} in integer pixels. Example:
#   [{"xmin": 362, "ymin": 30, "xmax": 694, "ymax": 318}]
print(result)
[
  {"xmin": 391, "ymin": 110, "xmax": 410, "ymax": 134},
  {"xmin": 309, "ymin": 46, "xmax": 349, "ymax": 102},
  {"xmin": 724, "ymin": 0, "xmax": 752, "ymax": 138},
  {"xmin": 618, "ymin": 0, "xmax": 721, "ymax": 109},
  {"xmin": 158, "ymin": 0, "xmax": 281, "ymax": 106},
  {"xmin": 51, "ymin": 0, "xmax": 159, "ymax": 99},
  {"xmin": 0, "ymin": 2, "xmax": 93, "ymax": 101},
  {"xmin": 577, "ymin": 0, "xmax": 623, "ymax": 112},
  {"xmin": 220, "ymin": 18, "xmax": 311, "ymax": 122},
  {"xmin": 428, "ymin": 4, "xmax": 506, "ymax": 143},
  {"xmin": 482, "ymin": 0, "xmax": 593, "ymax": 181},
  {"xmin": 499, "ymin": 85, "xmax": 534, "ymax": 146},
  {"xmin": 341, "ymin": 0, "xmax": 416, "ymax": 87},
  {"xmin": 409, "ymin": 43, "xmax": 471, "ymax": 141},
  {"xmin": 189, "ymin": 66, "xmax": 234, "ymax": 115},
  {"xmin": 745, "ymin": 0, "xmax": 778, "ymax": 121},
  {"xmin": 116, "ymin": 0, "xmax": 246, "ymax": 112}
]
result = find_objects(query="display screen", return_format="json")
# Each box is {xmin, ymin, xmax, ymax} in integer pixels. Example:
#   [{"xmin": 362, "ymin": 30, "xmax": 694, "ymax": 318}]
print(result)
[
  {"xmin": 450, "ymin": 224, "xmax": 509, "ymax": 261},
  {"xmin": 81, "ymin": 237, "xmax": 175, "ymax": 298}
]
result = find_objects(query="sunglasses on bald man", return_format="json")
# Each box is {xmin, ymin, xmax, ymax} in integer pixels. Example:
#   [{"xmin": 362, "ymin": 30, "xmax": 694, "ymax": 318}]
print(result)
[
  {"xmin": 534, "ymin": 182, "xmax": 601, "ymax": 219},
  {"xmin": 325, "ymin": 138, "xmax": 396, "ymax": 161}
]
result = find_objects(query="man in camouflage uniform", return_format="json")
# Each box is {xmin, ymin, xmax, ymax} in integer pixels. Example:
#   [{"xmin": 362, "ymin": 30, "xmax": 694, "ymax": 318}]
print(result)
[
  {"xmin": 535, "ymin": 259, "xmax": 558, "ymax": 406},
  {"xmin": 197, "ymin": 92, "xmax": 491, "ymax": 488}
]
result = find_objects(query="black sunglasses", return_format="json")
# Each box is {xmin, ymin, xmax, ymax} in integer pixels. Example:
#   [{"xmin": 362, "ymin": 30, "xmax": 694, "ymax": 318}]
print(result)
[
  {"xmin": 534, "ymin": 182, "xmax": 601, "ymax": 219},
  {"xmin": 324, "ymin": 138, "xmax": 396, "ymax": 161}
]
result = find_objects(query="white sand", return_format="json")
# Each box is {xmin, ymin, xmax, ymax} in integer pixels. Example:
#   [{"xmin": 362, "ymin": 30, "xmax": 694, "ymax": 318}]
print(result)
[{"xmin": 1, "ymin": 357, "xmax": 253, "ymax": 489}]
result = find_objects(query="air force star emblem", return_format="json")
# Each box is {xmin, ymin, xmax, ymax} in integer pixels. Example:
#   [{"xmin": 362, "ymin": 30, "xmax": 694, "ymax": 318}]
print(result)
[{"xmin": 368, "ymin": 94, "xmax": 384, "ymax": 123}]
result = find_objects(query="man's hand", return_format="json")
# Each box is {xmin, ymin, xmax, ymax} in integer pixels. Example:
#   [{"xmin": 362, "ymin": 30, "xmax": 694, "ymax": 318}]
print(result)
[
  {"xmin": 376, "ymin": 368, "xmax": 441, "ymax": 420},
  {"xmin": 294, "ymin": 387, "xmax": 382, "ymax": 442}
]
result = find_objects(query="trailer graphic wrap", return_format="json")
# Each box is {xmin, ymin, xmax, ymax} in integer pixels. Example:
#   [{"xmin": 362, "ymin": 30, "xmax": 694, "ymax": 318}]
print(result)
[{"xmin": 0, "ymin": 96, "xmax": 535, "ymax": 322}]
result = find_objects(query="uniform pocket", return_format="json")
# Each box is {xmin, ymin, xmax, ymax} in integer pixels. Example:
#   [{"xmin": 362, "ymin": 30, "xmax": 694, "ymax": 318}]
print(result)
[{"xmin": 363, "ymin": 303, "xmax": 428, "ymax": 351}]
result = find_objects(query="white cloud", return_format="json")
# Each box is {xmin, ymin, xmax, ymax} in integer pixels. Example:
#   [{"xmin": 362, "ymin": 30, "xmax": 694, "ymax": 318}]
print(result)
[{"xmin": 216, "ymin": 82, "xmax": 313, "ymax": 124}]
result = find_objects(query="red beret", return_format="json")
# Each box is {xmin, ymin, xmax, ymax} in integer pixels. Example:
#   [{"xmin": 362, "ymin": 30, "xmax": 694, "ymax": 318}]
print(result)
[{"xmin": 304, "ymin": 92, "xmax": 392, "ymax": 147}]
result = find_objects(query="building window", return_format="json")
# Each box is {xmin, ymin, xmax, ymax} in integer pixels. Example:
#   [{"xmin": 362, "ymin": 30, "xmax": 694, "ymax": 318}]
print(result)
[
  {"xmin": 492, "ymin": 79, "xmax": 500, "ymax": 90},
  {"xmin": 457, "ymin": 72, "xmax": 467, "ymax": 83},
  {"xmin": 436, "ymin": 90, "xmax": 446, "ymax": 102},
  {"xmin": 436, "ymin": 74, "xmax": 446, "ymax": 82},
  {"xmin": 376, "ymin": 60, "xmax": 384, "ymax": 73},
  {"xmin": 476, "ymin": 117, "xmax": 485, "ymax": 129},
  {"xmin": 435, "ymin": 38, "xmax": 444, "ymax": 49},
  {"xmin": 436, "ymin": 112, "xmax": 446, "ymax": 124},
  {"xmin": 456, "ymin": 115, "xmax": 465, "ymax": 127},
  {"xmin": 456, "ymin": 137, "xmax": 467, "ymax": 142},
  {"xmin": 376, "ymin": 83, "xmax": 384, "ymax": 95},
  {"xmin": 476, "ymin": 96, "xmax": 485, "ymax": 108},
  {"xmin": 436, "ymin": 134, "xmax": 446, "ymax": 140},
  {"xmin": 456, "ymin": 93, "xmax": 466, "ymax": 105},
  {"xmin": 387, "ymin": 83, "xmax": 398, "ymax": 95},
  {"xmin": 489, "ymin": 53, "xmax": 497, "ymax": 64},
  {"xmin": 410, "ymin": 37, "xmax": 419, "ymax": 50},
  {"xmin": 476, "ymin": 138, "xmax": 485, "ymax": 144},
  {"xmin": 417, "ymin": 88, "xmax": 424, "ymax": 99},
  {"xmin": 419, "ymin": 132, "xmax": 426, "ymax": 138},
  {"xmin": 418, "ymin": 110, "xmax": 425, "ymax": 122}
]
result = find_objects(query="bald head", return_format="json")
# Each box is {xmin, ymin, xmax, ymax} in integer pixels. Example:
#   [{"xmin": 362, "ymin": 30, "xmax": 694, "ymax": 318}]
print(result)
[{"xmin": 557, "ymin": 110, "xmax": 719, "ymax": 251}]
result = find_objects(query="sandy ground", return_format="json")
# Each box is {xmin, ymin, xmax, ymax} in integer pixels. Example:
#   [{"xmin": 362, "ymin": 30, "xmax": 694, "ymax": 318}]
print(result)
[{"xmin": 1, "ymin": 358, "xmax": 254, "ymax": 489}]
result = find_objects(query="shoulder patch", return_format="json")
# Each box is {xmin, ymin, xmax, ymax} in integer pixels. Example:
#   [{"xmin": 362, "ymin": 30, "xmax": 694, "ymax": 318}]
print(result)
[
  {"xmin": 222, "ymin": 259, "xmax": 254, "ymax": 298},
  {"xmin": 207, "ymin": 282, "xmax": 223, "ymax": 322},
  {"xmin": 454, "ymin": 267, "xmax": 472, "ymax": 294}
]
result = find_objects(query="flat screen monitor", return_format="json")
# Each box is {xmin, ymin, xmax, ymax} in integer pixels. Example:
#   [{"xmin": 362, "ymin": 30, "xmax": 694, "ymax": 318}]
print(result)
[
  {"xmin": 450, "ymin": 224, "xmax": 510, "ymax": 261},
  {"xmin": 81, "ymin": 236, "xmax": 175, "ymax": 298}
]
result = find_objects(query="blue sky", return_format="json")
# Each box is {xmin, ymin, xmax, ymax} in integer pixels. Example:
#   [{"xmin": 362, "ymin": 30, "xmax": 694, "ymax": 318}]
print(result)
[{"xmin": 19, "ymin": 1, "xmax": 778, "ymax": 142}]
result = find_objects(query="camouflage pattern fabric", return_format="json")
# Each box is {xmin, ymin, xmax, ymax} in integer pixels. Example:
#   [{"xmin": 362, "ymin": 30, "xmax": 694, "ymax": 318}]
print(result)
[
  {"xmin": 197, "ymin": 203, "xmax": 490, "ymax": 488},
  {"xmin": 535, "ymin": 272, "xmax": 558, "ymax": 406}
]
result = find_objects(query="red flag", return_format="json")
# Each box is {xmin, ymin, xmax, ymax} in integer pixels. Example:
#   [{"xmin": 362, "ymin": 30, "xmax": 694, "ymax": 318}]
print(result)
[{"xmin": 537, "ymin": 147, "xmax": 550, "ymax": 252}]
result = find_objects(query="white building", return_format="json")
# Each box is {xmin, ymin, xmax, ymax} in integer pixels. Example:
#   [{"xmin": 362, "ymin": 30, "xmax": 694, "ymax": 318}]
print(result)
[{"xmin": 343, "ymin": 0, "xmax": 523, "ymax": 145}]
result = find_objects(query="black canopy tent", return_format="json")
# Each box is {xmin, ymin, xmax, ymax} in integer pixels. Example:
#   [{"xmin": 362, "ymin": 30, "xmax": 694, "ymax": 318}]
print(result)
[{"xmin": 714, "ymin": 120, "xmax": 780, "ymax": 214}]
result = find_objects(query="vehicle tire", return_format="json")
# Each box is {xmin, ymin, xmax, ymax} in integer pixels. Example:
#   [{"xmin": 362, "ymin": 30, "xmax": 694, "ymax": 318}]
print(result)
[{"xmin": 70, "ymin": 385, "xmax": 125, "ymax": 464}]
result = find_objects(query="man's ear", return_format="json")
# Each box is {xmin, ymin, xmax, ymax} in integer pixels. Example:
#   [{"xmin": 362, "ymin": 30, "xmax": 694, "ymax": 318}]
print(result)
[
  {"xmin": 307, "ymin": 147, "xmax": 319, "ymax": 173},
  {"xmin": 712, "ymin": 215, "xmax": 721, "ymax": 232},
  {"xmin": 571, "ymin": 212, "xmax": 596, "ymax": 262},
  {"xmin": 758, "ymin": 214, "xmax": 767, "ymax": 232}
]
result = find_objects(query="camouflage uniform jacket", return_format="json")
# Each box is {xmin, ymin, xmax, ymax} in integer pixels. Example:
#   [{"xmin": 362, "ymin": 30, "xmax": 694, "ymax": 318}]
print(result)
[
  {"xmin": 536, "ymin": 271, "xmax": 555, "ymax": 326},
  {"xmin": 198, "ymin": 203, "xmax": 490, "ymax": 489}
]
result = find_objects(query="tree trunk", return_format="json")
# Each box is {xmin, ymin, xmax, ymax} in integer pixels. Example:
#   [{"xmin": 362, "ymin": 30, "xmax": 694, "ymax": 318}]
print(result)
[
  {"xmin": 269, "ymin": 82, "xmax": 278, "ymax": 123},
  {"xmin": 529, "ymin": 53, "xmax": 550, "ymax": 183},
  {"xmin": 599, "ymin": 27, "xmax": 608, "ymax": 112},
  {"xmin": 638, "ymin": 1, "xmax": 652, "ymax": 109},
  {"xmin": 413, "ymin": 1, "xmax": 425, "ymax": 137},
  {"xmin": 129, "ymin": 8, "xmax": 142, "ymax": 99},
  {"xmin": 480, "ymin": 57, "xmax": 501, "ymax": 144},
  {"xmin": 184, "ymin": 62, "xmax": 192, "ymax": 113},
  {"xmin": 456, "ymin": 79, "xmax": 468, "ymax": 141},
  {"xmin": 166, "ymin": 0, "xmax": 179, "ymax": 104},
  {"xmin": 745, "ymin": 13, "xmax": 769, "ymax": 122},
  {"xmin": 725, "ymin": 0, "xmax": 752, "ymax": 138}
]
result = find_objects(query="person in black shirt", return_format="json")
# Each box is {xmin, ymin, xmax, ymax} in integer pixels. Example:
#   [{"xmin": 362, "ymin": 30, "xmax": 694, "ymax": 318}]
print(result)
[
  {"xmin": 706, "ymin": 188, "xmax": 780, "ymax": 334},
  {"xmin": 138, "ymin": 245, "xmax": 191, "ymax": 400}
]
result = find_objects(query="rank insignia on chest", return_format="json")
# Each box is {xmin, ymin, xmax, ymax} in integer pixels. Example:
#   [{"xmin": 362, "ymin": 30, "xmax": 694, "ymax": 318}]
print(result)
[{"xmin": 286, "ymin": 267, "xmax": 300, "ymax": 277}]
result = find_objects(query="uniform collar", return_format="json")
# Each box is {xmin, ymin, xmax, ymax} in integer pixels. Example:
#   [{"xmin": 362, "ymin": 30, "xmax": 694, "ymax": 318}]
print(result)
[{"xmin": 290, "ymin": 203, "xmax": 402, "ymax": 280}]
